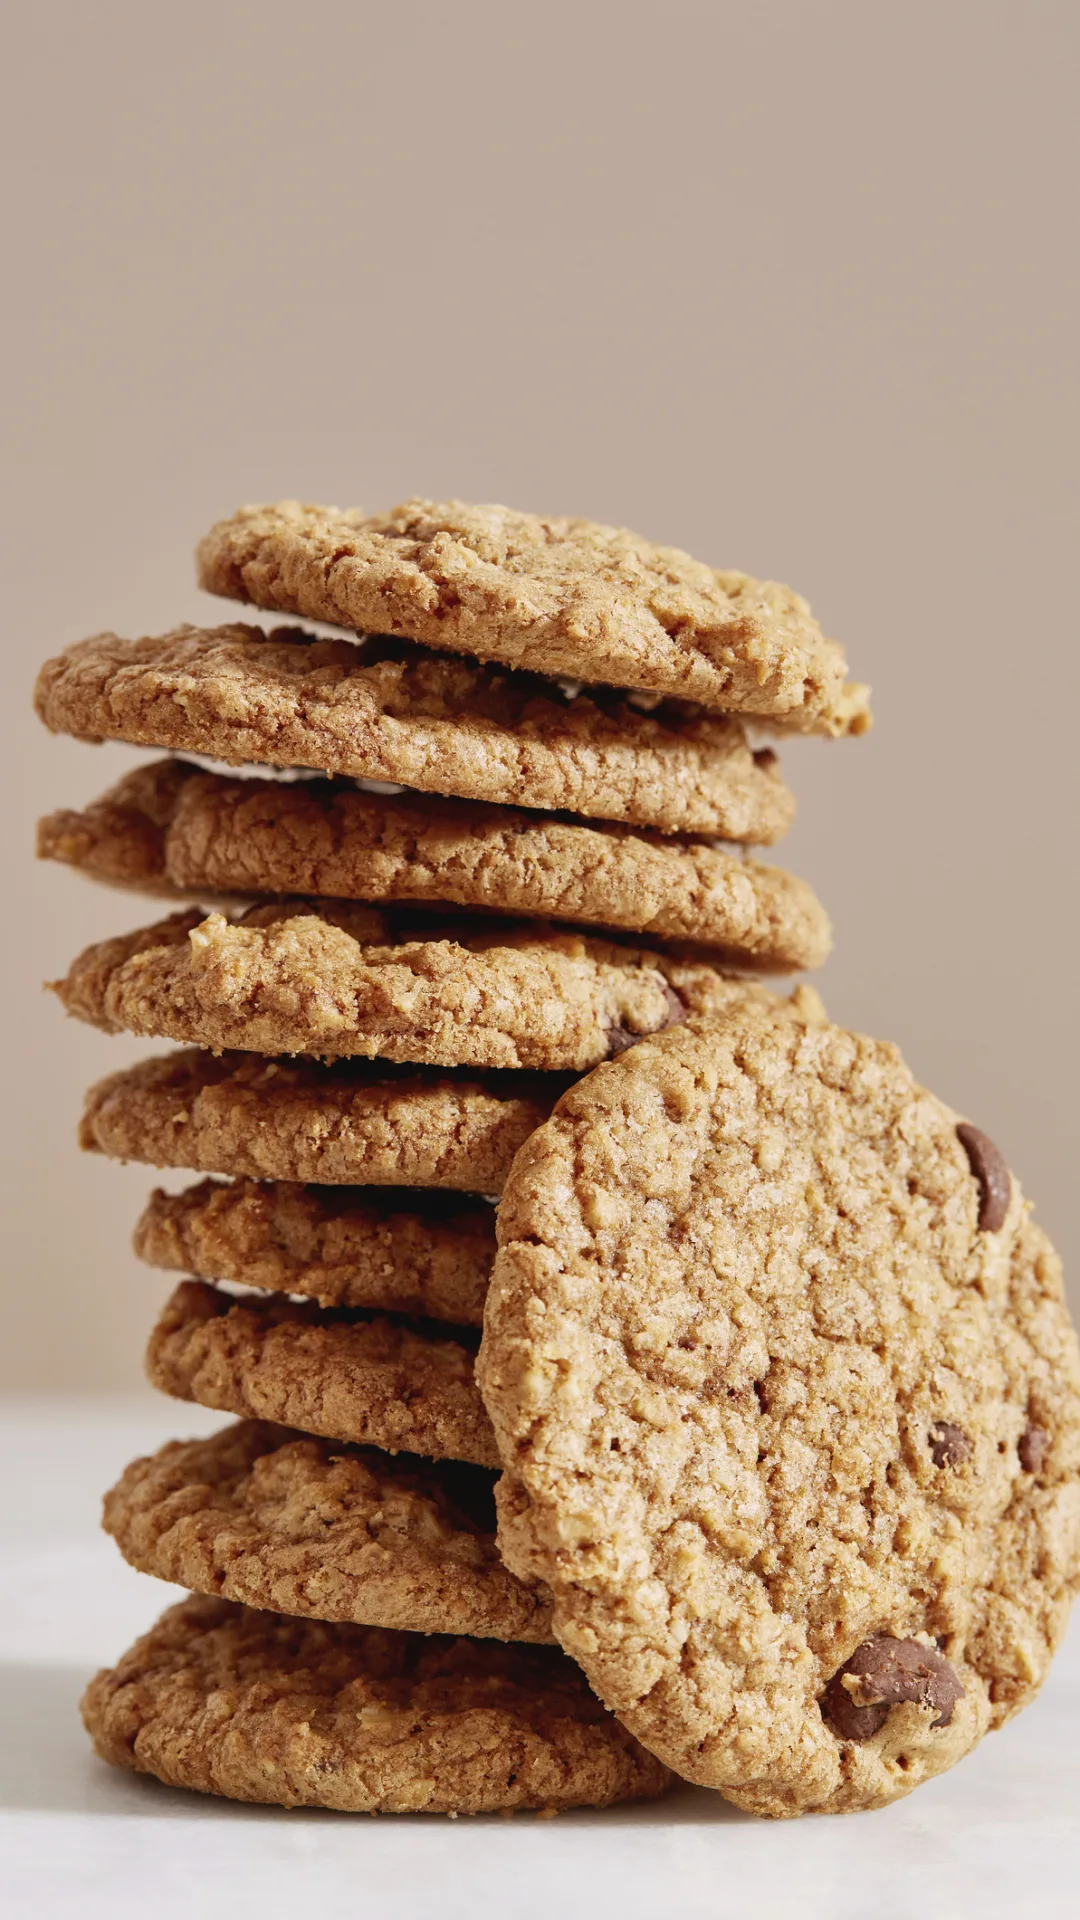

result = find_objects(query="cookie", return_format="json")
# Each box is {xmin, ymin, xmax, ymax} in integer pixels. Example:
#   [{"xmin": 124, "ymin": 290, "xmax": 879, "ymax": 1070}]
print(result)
[
  {"xmin": 478, "ymin": 1010, "xmax": 1080, "ymax": 1817},
  {"xmin": 104, "ymin": 1420, "xmax": 553, "ymax": 1643},
  {"xmin": 147, "ymin": 1280, "xmax": 498, "ymax": 1467},
  {"xmin": 134, "ymin": 1179, "xmax": 496, "ymax": 1325},
  {"xmin": 80, "ymin": 1049, "xmax": 568, "ymax": 1192},
  {"xmin": 37, "ymin": 758, "xmax": 199, "ymax": 899},
  {"xmin": 196, "ymin": 499, "xmax": 869, "ymax": 733},
  {"xmin": 34, "ymin": 625, "xmax": 794, "ymax": 840},
  {"xmin": 51, "ymin": 902, "xmax": 786, "ymax": 1071},
  {"xmin": 81, "ymin": 1594, "xmax": 670, "ymax": 1813},
  {"xmin": 39, "ymin": 760, "xmax": 830, "ymax": 969}
]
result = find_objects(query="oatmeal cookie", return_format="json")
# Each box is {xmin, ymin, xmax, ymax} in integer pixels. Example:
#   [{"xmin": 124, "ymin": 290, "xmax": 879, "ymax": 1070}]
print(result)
[
  {"xmin": 196, "ymin": 498, "xmax": 868, "ymax": 732},
  {"xmin": 479, "ymin": 1010, "xmax": 1080, "ymax": 1815},
  {"xmin": 81, "ymin": 1594, "xmax": 670, "ymax": 1812}
]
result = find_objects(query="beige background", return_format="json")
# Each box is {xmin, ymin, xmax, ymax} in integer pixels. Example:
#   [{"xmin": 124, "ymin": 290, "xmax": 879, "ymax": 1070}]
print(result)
[{"xmin": 2, "ymin": 0, "xmax": 1076, "ymax": 1390}]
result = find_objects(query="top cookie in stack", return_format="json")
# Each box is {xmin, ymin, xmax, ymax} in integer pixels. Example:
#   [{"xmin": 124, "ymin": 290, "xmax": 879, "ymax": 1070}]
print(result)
[{"xmin": 193, "ymin": 500, "xmax": 870, "ymax": 733}]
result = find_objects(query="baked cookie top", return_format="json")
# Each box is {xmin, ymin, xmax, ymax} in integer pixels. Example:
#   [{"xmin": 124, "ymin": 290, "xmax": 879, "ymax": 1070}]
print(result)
[
  {"xmin": 147, "ymin": 1278, "xmax": 498, "ymax": 1467},
  {"xmin": 80, "ymin": 1049, "xmax": 569, "ymax": 1191},
  {"xmin": 51, "ymin": 901, "xmax": 790, "ymax": 1071},
  {"xmin": 134, "ymin": 1178, "xmax": 497, "ymax": 1325},
  {"xmin": 478, "ymin": 1010, "xmax": 1080, "ymax": 1816},
  {"xmin": 34, "ymin": 625, "xmax": 793, "ymax": 840},
  {"xmin": 39, "ymin": 759, "xmax": 830, "ymax": 970},
  {"xmin": 104, "ymin": 1420, "xmax": 553, "ymax": 1643},
  {"xmin": 82, "ymin": 1594, "xmax": 670, "ymax": 1813},
  {"xmin": 196, "ymin": 498, "xmax": 870, "ymax": 733}
]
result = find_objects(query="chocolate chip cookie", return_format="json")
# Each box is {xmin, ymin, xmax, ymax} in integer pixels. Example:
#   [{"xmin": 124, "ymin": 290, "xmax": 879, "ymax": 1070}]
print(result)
[
  {"xmin": 51, "ymin": 902, "xmax": 790, "ymax": 1071},
  {"xmin": 478, "ymin": 1009, "xmax": 1080, "ymax": 1815}
]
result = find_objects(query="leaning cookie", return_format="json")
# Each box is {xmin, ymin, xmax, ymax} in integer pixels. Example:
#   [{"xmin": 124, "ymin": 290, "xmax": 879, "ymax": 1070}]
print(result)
[
  {"xmin": 146, "ymin": 1280, "xmax": 498, "ymax": 1466},
  {"xmin": 38, "ymin": 760, "xmax": 830, "ymax": 968},
  {"xmin": 34, "ymin": 625, "xmax": 793, "ymax": 840},
  {"xmin": 81, "ymin": 1595, "xmax": 670, "ymax": 1813},
  {"xmin": 196, "ymin": 497, "xmax": 869, "ymax": 732},
  {"xmin": 51, "ymin": 902, "xmax": 790, "ymax": 1071},
  {"xmin": 134, "ymin": 1180, "xmax": 496, "ymax": 1325},
  {"xmin": 478, "ymin": 1009, "xmax": 1080, "ymax": 1817},
  {"xmin": 79, "ymin": 1050, "xmax": 571, "ymax": 1192},
  {"xmin": 104, "ymin": 1421, "xmax": 553, "ymax": 1642}
]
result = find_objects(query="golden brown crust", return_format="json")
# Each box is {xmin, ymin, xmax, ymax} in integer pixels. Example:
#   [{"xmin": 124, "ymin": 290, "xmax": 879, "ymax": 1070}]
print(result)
[
  {"xmin": 196, "ymin": 499, "xmax": 869, "ymax": 733},
  {"xmin": 146, "ymin": 1280, "xmax": 498, "ymax": 1467},
  {"xmin": 38, "ymin": 761, "xmax": 830, "ymax": 968},
  {"xmin": 51, "ymin": 901, "xmax": 783, "ymax": 1071},
  {"xmin": 479, "ymin": 1011, "xmax": 1080, "ymax": 1816},
  {"xmin": 81, "ymin": 1595, "xmax": 670, "ymax": 1812},
  {"xmin": 104, "ymin": 1421, "xmax": 553, "ymax": 1642},
  {"xmin": 34, "ymin": 624, "xmax": 796, "ymax": 839},
  {"xmin": 134, "ymin": 1179, "xmax": 496, "ymax": 1324},
  {"xmin": 79, "ymin": 1049, "xmax": 567, "ymax": 1191}
]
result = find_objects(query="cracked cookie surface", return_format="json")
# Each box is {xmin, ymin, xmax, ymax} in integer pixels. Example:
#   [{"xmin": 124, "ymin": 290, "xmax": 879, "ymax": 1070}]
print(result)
[
  {"xmin": 147, "ymin": 1280, "xmax": 498, "ymax": 1466},
  {"xmin": 34, "ymin": 624, "xmax": 794, "ymax": 838},
  {"xmin": 196, "ymin": 498, "xmax": 868, "ymax": 732},
  {"xmin": 52, "ymin": 901, "xmax": 786, "ymax": 1071},
  {"xmin": 39, "ymin": 759, "xmax": 829, "ymax": 969},
  {"xmin": 104, "ymin": 1420, "xmax": 553, "ymax": 1642},
  {"xmin": 79, "ymin": 1049, "xmax": 569, "ymax": 1191},
  {"xmin": 81, "ymin": 1594, "xmax": 670, "ymax": 1813},
  {"xmin": 478, "ymin": 1010, "xmax": 1080, "ymax": 1815},
  {"xmin": 135, "ymin": 1179, "xmax": 496, "ymax": 1324}
]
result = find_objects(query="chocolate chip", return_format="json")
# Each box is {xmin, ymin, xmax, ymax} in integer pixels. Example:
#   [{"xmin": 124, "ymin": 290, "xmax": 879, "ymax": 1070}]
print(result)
[
  {"xmin": 929, "ymin": 1422, "xmax": 973, "ymax": 1469},
  {"xmin": 821, "ymin": 1635, "xmax": 964, "ymax": 1741},
  {"xmin": 753, "ymin": 747, "xmax": 779, "ymax": 771},
  {"xmin": 663, "ymin": 985, "xmax": 687, "ymax": 1028},
  {"xmin": 607, "ymin": 986, "xmax": 687, "ymax": 1058},
  {"xmin": 956, "ymin": 1123, "xmax": 1011, "ymax": 1232},
  {"xmin": 1018, "ymin": 1425, "xmax": 1049, "ymax": 1473}
]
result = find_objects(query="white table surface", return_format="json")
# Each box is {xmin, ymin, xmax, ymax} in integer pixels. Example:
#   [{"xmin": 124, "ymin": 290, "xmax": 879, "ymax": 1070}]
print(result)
[{"xmin": 2, "ymin": 1396, "xmax": 1077, "ymax": 1920}]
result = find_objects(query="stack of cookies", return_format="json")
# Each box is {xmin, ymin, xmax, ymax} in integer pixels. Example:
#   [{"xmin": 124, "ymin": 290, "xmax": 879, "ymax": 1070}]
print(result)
[{"xmin": 35, "ymin": 497, "xmax": 1079, "ymax": 1818}]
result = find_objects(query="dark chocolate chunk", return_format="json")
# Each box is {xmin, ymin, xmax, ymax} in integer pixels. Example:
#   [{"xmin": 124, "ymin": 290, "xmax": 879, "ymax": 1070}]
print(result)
[
  {"xmin": 929, "ymin": 1422, "xmax": 973, "ymax": 1469},
  {"xmin": 821, "ymin": 1634, "xmax": 964, "ymax": 1741},
  {"xmin": 1018, "ymin": 1424, "xmax": 1049, "ymax": 1473},
  {"xmin": 663, "ymin": 985, "xmax": 687, "ymax": 1028},
  {"xmin": 956, "ymin": 1123, "xmax": 1011, "ymax": 1232},
  {"xmin": 607, "ymin": 986, "xmax": 686, "ymax": 1058}
]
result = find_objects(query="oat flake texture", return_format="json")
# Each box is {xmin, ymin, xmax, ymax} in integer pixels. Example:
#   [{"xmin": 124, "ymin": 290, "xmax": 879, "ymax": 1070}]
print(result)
[
  {"xmin": 477, "ymin": 1009, "xmax": 1080, "ymax": 1816},
  {"xmin": 134, "ymin": 1178, "xmax": 497, "ymax": 1325},
  {"xmin": 196, "ymin": 498, "xmax": 870, "ymax": 732},
  {"xmin": 81, "ymin": 1594, "xmax": 669, "ymax": 1814},
  {"xmin": 104, "ymin": 1421, "xmax": 554, "ymax": 1643},
  {"xmin": 79, "ymin": 1049, "xmax": 571, "ymax": 1193},
  {"xmin": 38, "ymin": 758, "xmax": 830, "ymax": 969},
  {"xmin": 34, "ymin": 624, "xmax": 795, "ymax": 840},
  {"xmin": 52, "ymin": 901, "xmax": 792, "ymax": 1072}
]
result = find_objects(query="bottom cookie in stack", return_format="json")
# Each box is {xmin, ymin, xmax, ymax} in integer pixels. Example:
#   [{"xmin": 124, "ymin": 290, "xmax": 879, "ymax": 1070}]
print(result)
[{"xmin": 82, "ymin": 1594, "xmax": 669, "ymax": 1815}]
